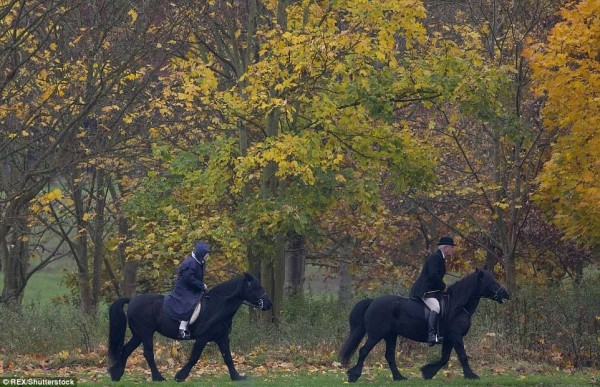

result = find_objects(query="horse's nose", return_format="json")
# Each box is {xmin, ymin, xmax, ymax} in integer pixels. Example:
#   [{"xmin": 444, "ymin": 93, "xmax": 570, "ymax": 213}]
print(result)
[{"xmin": 261, "ymin": 298, "xmax": 273, "ymax": 311}]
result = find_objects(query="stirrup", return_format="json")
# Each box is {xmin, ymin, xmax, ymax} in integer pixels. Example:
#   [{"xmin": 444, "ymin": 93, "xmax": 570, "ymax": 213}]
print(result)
[
  {"xmin": 179, "ymin": 329, "xmax": 190, "ymax": 339},
  {"xmin": 428, "ymin": 334, "xmax": 443, "ymax": 346}
]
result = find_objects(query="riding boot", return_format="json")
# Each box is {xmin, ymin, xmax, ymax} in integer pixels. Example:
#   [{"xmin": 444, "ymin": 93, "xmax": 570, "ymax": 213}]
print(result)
[{"xmin": 427, "ymin": 311, "xmax": 443, "ymax": 347}]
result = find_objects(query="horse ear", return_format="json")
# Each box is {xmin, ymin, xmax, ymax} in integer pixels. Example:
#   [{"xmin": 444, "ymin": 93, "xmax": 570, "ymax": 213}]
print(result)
[
  {"xmin": 477, "ymin": 270, "xmax": 484, "ymax": 279},
  {"xmin": 244, "ymin": 272, "xmax": 253, "ymax": 281}
]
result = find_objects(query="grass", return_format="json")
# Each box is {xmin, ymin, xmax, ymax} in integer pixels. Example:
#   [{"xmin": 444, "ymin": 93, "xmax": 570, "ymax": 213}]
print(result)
[
  {"xmin": 24, "ymin": 268, "xmax": 71, "ymax": 302},
  {"xmin": 0, "ymin": 265, "xmax": 70, "ymax": 305}
]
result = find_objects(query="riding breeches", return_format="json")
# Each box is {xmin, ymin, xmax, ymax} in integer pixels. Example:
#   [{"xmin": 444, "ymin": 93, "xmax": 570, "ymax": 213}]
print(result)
[{"xmin": 423, "ymin": 295, "xmax": 440, "ymax": 313}]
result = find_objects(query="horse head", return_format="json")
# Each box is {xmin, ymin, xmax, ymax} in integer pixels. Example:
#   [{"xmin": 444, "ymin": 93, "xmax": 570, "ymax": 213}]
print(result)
[
  {"xmin": 242, "ymin": 272, "xmax": 273, "ymax": 311},
  {"xmin": 476, "ymin": 269, "xmax": 510, "ymax": 304}
]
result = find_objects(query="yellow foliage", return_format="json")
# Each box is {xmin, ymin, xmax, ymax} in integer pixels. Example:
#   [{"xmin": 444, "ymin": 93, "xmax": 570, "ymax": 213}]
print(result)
[
  {"xmin": 527, "ymin": 0, "xmax": 600, "ymax": 247},
  {"xmin": 40, "ymin": 189, "xmax": 63, "ymax": 204},
  {"xmin": 128, "ymin": 9, "xmax": 138, "ymax": 26}
]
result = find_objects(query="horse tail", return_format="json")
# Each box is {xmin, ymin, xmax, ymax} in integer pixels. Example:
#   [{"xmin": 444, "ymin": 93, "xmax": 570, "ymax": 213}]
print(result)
[
  {"xmin": 339, "ymin": 298, "xmax": 373, "ymax": 367},
  {"xmin": 108, "ymin": 298, "xmax": 130, "ymax": 369}
]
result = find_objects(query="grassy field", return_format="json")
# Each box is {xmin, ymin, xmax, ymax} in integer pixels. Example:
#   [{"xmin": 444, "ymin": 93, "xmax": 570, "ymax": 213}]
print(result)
[
  {"xmin": 0, "ymin": 265, "xmax": 70, "ymax": 304},
  {"xmin": 1, "ymin": 265, "xmax": 598, "ymax": 386}
]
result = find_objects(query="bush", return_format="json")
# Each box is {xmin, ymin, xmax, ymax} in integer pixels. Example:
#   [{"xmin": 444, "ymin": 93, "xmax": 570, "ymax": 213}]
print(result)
[
  {"xmin": 469, "ymin": 278, "xmax": 600, "ymax": 368},
  {"xmin": 1, "ymin": 278, "xmax": 597, "ymax": 371},
  {"xmin": 0, "ymin": 301, "xmax": 108, "ymax": 356},
  {"xmin": 228, "ymin": 294, "xmax": 351, "ymax": 365}
]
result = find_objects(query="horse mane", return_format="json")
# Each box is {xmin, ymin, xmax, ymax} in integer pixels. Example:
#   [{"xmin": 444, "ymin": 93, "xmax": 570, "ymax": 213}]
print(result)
[
  {"xmin": 446, "ymin": 270, "xmax": 480, "ymax": 315},
  {"xmin": 208, "ymin": 273, "xmax": 246, "ymax": 296}
]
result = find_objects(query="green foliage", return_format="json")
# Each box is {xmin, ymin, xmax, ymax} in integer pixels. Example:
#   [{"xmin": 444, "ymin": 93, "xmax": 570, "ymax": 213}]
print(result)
[
  {"xmin": 124, "ymin": 138, "xmax": 246, "ymax": 287},
  {"xmin": 123, "ymin": 0, "xmax": 440, "ymax": 289}
]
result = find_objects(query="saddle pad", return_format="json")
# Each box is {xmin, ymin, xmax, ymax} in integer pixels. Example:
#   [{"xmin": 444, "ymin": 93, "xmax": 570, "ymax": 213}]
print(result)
[
  {"xmin": 190, "ymin": 301, "xmax": 202, "ymax": 324},
  {"xmin": 402, "ymin": 295, "xmax": 449, "ymax": 321},
  {"xmin": 403, "ymin": 298, "xmax": 427, "ymax": 321}
]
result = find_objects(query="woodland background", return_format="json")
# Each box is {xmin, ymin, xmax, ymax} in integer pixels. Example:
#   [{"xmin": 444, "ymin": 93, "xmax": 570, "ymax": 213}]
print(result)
[{"xmin": 0, "ymin": 0, "xmax": 599, "ymax": 377}]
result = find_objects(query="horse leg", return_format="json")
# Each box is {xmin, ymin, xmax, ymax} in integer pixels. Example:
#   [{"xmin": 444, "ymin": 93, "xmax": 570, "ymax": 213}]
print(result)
[
  {"xmin": 109, "ymin": 335, "xmax": 142, "ymax": 381},
  {"xmin": 452, "ymin": 337, "xmax": 479, "ymax": 379},
  {"xmin": 215, "ymin": 336, "xmax": 246, "ymax": 381},
  {"xmin": 175, "ymin": 339, "xmax": 207, "ymax": 382},
  {"xmin": 141, "ymin": 336, "xmax": 166, "ymax": 381},
  {"xmin": 384, "ymin": 336, "xmax": 406, "ymax": 381},
  {"xmin": 420, "ymin": 340, "xmax": 452, "ymax": 380},
  {"xmin": 347, "ymin": 336, "xmax": 380, "ymax": 383}
]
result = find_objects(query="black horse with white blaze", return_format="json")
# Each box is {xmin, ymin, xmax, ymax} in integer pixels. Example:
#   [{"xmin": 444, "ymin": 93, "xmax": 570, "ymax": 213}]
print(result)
[
  {"xmin": 108, "ymin": 272, "xmax": 272, "ymax": 382},
  {"xmin": 339, "ymin": 269, "xmax": 509, "ymax": 382}
]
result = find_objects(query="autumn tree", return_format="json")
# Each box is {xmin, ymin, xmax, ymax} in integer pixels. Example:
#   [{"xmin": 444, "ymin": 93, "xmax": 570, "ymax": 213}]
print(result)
[
  {"xmin": 527, "ymin": 0, "xmax": 600, "ymax": 261},
  {"xmin": 397, "ymin": 0, "xmax": 565, "ymax": 292},
  {"xmin": 125, "ymin": 0, "xmax": 439, "ymax": 320},
  {"xmin": 0, "ymin": 0, "xmax": 187, "ymax": 310},
  {"xmin": 1, "ymin": 0, "xmax": 86, "ymax": 306}
]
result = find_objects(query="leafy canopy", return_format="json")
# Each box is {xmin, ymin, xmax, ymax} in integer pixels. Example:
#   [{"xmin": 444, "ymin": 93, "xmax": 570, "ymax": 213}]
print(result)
[
  {"xmin": 527, "ymin": 0, "xmax": 600, "ymax": 248},
  {"xmin": 125, "ymin": 0, "xmax": 438, "ymax": 277}
]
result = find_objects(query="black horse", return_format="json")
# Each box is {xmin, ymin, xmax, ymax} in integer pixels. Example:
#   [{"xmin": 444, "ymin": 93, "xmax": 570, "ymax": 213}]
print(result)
[
  {"xmin": 108, "ymin": 272, "xmax": 272, "ymax": 382},
  {"xmin": 339, "ymin": 269, "xmax": 509, "ymax": 382}
]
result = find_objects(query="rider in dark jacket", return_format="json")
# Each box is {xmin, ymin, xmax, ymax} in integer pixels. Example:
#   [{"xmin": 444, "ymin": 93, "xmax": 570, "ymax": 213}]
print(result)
[
  {"xmin": 164, "ymin": 241, "xmax": 210, "ymax": 339},
  {"xmin": 409, "ymin": 236, "xmax": 455, "ymax": 346}
]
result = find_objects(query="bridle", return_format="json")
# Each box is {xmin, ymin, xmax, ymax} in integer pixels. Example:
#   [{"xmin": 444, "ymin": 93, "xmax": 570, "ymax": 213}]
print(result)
[
  {"xmin": 491, "ymin": 284, "xmax": 508, "ymax": 303},
  {"xmin": 477, "ymin": 273, "xmax": 508, "ymax": 304},
  {"xmin": 243, "ymin": 291, "xmax": 268, "ymax": 310}
]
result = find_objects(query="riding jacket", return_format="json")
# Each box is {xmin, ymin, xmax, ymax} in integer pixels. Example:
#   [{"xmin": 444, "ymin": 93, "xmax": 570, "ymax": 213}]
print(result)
[
  {"xmin": 409, "ymin": 249, "xmax": 446, "ymax": 299},
  {"xmin": 163, "ymin": 253, "xmax": 206, "ymax": 320}
]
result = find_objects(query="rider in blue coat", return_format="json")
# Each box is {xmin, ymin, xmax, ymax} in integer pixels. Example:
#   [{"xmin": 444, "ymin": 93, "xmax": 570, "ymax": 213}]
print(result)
[{"xmin": 164, "ymin": 241, "xmax": 210, "ymax": 339}]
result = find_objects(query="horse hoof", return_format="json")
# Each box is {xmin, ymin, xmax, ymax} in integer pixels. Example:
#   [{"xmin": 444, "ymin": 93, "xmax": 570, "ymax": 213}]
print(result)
[{"xmin": 465, "ymin": 373, "xmax": 480, "ymax": 380}]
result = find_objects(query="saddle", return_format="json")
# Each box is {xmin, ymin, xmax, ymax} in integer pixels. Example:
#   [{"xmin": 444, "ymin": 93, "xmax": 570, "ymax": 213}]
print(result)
[
  {"xmin": 162, "ymin": 293, "xmax": 206, "ymax": 325},
  {"xmin": 406, "ymin": 293, "xmax": 449, "ymax": 321},
  {"xmin": 424, "ymin": 293, "xmax": 449, "ymax": 321}
]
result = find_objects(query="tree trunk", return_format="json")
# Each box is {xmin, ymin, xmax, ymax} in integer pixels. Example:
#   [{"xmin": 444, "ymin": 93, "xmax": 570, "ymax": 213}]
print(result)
[
  {"xmin": 273, "ymin": 233, "xmax": 285, "ymax": 322},
  {"xmin": 505, "ymin": 249, "xmax": 517, "ymax": 295},
  {"xmin": 0, "ymin": 220, "xmax": 29, "ymax": 307},
  {"xmin": 122, "ymin": 260, "xmax": 139, "ymax": 298},
  {"xmin": 110, "ymin": 181, "xmax": 138, "ymax": 298},
  {"xmin": 284, "ymin": 233, "xmax": 305, "ymax": 298},
  {"xmin": 338, "ymin": 260, "xmax": 353, "ymax": 307},
  {"xmin": 71, "ymin": 166, "xmax": 94, "ymax": 315},
  {"xmin": 90, "ymin": 169, "xmax": 107, "ymax": 309},
  {"xmin": 259, "ymin": 233, "xmax": 285, "ymax": 323},
  {"xmin": 260, "ymin": 255, "xmax": 274, "ymax": 323},
  {"xmin": 338, "ymin": 237, "xmax": 354, "ymax": 306},
  {"xmin": 257, "ymin": 107, "xmax": 285, "ymax": 322}
]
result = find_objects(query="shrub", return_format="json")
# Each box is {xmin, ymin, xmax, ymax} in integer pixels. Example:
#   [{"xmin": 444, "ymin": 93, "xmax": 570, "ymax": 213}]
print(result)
[
  {"xmin": 0, "ymin": 301, "xmax": 107, "ymax": 355},
  {"xmin": 1, "ymin": 276, "xmax": 597, "ymax": 371},
  {"xmin": 469, "ymin": 278, "xmax": 600, "ymax": 368}
]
